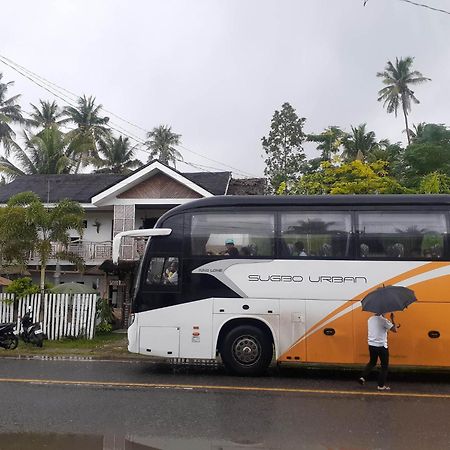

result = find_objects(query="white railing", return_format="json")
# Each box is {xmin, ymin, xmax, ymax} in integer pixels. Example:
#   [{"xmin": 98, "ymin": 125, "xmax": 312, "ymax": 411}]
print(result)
[
  {"xmin": 29, "ymin": 239, "xmax": 147, "ymax": 263},
  {"xmin": 0, "ymin": 293, "xmax": 98, "ymax": 339}
]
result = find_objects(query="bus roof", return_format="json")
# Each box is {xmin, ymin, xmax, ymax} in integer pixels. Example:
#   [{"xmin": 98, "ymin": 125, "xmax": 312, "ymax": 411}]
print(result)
[{"xmin": 159, "ymin": 194, "xmax": 450, "ymax": 219}]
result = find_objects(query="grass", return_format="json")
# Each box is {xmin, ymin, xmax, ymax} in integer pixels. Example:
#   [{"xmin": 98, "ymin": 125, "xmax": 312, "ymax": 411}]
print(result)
[{"xmin": 0, "ymin": 332, "xmax": 135, "ymax": 358}]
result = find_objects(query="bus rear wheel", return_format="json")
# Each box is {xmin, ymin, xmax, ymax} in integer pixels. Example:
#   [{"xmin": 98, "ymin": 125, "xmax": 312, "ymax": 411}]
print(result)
[{"xmin": 220, "ymin": 325, "xmax": 273, "ymax": 376}]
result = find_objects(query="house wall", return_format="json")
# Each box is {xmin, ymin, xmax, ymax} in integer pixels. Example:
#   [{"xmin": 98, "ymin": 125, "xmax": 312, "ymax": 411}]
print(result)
[{"xmin": 69, "ymin": 210, "xmax": 113, "ymax": 242}]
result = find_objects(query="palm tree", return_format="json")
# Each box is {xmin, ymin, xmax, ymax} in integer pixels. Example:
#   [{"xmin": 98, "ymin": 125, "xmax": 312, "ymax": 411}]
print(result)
[
  {"xmin": 0, "ymin": 126, "xmax": 75, "ymax": 179},
  {"xmin": 63, "ymin": 95, "xmax": 111, "ymax": 170},
  {"xmin": 377, "ymin": 57, "xmax": 430, "ymax": 145},
  {"xmin": 341, "ymin": 124, "xmax": 379, "ymax": 161},
  {"xmin": 145, "ymin": 125, "xmax": 182, "ymax": 167},
  {"xmin": 92, "ymin": 135, "xmax": 143, "ymax": 174},
  {"xmin": 405, "ymin": 122, "xmax": 427, "ymax": 143},
  {"xmin": 28, "ymin": 100, "xmax": 71, "ymax": 130},
  {"xmin": 7, "ymin": 191, "xmax": 85, "ymax": 291},
  {"xmin": 308, "ymin": 126, "xmax": 346, "ymax": 161},
  {"xmin": 0, "ymin": 73, "xmax": 25, "ymax": 156}
]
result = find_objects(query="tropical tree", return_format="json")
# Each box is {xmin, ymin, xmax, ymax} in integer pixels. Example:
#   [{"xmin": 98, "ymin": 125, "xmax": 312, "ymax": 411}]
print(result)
[
  {"xmin": 63, "ymin": 95, "xmax": 111, "ymax": 169},
  {"xmin": 341, "ymin": 124, "xmax": 379, "ymax": 162},
  {"xmin": 0, "ymin": 73, "xmax": 24, "ymax": 155},
  {"xmin": 92, "ymin": 135, "xmax": 143, "ymax": 174},
  {"xmin": 289, "ymin": 160, "xmax": 407, "ymax": 195},
  {"xmin": 0, "ymin": 205, "xmax": 36, "ymax": 270},
  {"xmin": 7, "ymin": 192, "xmax": 85, "ymax": 291},
  {"xmin": 308, "ymin": 126, "xmax": 346, "ymax": 161},
  {"xmin": 262, "ymin": 102, "xmax": 306, "ymax": 193},
  {"xmin": 0, "ymin": 126, "xmax": 75, "ymax": 179},
  {"xmin": 28, "ymin": 100, "xmax": 70, "ymax": 130},
  {"xmin": 377, "ymin": 57, "xmax": 430, "ymax": 145},
  {"xmin": 145, "ymin": 125, "xmax": 182, "ymax": 167},
  {"xmin": 419, "ymin": 172, "xmax": 450, "ymax": 194},
  {"xmin": 401, "ymin": 124, "xmax": 450, "ymax": 186}
]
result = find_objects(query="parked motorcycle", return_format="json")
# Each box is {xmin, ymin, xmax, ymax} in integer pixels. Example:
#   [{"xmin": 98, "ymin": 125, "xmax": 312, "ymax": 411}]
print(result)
[
  {"xmin": 20, "ymin": 309, "xmax": 46, "ymax": 347},
  {"xmin": 0, "ymin": 322, "xmax": 19, "ymax": 350}
]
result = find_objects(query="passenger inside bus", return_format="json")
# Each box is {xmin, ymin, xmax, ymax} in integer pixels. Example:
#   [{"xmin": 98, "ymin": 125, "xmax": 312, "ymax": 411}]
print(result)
[
  {"xmin": 293, "ymin": 241, "xmax": 307, "ymax": 256},
  {"xmin": 223, "ymin": 239, "xmax": 239, "ymax": 257},
  {"xmin": 164, "ymin": 261, "xmax": 179, "ymax": 285}
]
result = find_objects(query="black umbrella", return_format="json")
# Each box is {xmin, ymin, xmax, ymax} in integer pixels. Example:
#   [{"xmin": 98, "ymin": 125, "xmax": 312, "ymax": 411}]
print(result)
[{"xmin": 361, "ymin": 285, "xmax": 417, "ymax": 314}]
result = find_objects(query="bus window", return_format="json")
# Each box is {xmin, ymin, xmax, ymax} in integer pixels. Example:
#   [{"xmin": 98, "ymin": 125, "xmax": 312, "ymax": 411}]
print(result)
[
  {"xmin": 190, "ymin": 213, "xmax": 275, "ymax": 257},
  {"xmin": 146, "ymin": 257, "xmax": 179, "ymax": 286},
  {"xmin": 357, "ymin": 212, "xmax": 446, "ymax": 259},
  {"xmin": 281, "ymin": 212, "xmax": 352, "ymax": 258}
]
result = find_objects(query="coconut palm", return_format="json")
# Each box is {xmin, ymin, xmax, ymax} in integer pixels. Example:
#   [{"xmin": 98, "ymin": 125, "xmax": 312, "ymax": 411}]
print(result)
[
  {"xmin": 0, "ymin": 126, "xmax": 75, "ymax": 179},
  {"xmin": 28, "ymin": 100, "xmax": 71, "ymax": 130},
  {"xmin": 377, "ymin": 57, "xmax": 430, "ymax": 145},
  {"xmin": 0, "ymin": 73, "xmax": 25, "ymax": 156},
  {"xmin": 341, "ymin": 124, "xmax": 379, "ymax": 162},
  {"xmin": 145, "ymin": 125, "xmax": 182, "ymax": 167},
  {"xmin": 63, "ymin": 95, "xmax": 111, "ymax": 170},
  {"xmin": 92, "ymin": 135, "xmax": 143, "ymax": 174}
]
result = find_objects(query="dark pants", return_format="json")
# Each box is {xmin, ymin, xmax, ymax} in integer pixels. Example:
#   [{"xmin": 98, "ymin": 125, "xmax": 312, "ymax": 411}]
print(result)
[{"xmin": 361, "ymin": 345, "xmax": 389, "ymax": 387}]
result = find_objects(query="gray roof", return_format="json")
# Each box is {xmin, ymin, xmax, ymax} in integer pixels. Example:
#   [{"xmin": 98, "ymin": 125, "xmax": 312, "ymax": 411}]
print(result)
[{"xmin": 0, "ymin": 170, "xmax": 232, "ymax": 203}]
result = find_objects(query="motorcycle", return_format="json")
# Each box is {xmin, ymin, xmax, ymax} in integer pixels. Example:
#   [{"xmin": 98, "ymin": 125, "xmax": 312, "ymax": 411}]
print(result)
[
  {"xmin": 20, "ymin": 309, "xmax": 46, "ymax": 347},
  {"xmin": 0, "ymin": 322, "xmax": 19, "ymax": 350}
]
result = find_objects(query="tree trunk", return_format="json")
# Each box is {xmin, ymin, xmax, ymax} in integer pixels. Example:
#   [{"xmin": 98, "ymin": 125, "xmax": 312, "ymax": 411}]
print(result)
[
  {"xmin": 402, "ymin": 103, "xmax": 411, "ymax": 146},
  {"xmin": 40, "ymin": 263, "xmax": 46, "ymax": 293}
]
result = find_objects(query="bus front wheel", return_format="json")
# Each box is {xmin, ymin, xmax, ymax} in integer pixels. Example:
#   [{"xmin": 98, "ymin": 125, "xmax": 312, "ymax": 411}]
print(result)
[{"xmin": 220, "ymin": 325, "xmax": 273, "ymax": 376}]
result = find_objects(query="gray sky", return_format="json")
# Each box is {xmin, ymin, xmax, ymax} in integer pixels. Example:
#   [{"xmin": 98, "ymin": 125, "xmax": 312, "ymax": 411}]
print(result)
[{"xmin": 1, "ymin": 0, "xmax": 449, "ymax": 178}]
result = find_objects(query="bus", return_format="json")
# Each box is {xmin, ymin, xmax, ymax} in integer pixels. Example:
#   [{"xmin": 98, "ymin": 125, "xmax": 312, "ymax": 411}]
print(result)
[{"xmin": 113, "ymin": 195, "xmax": 450, "ymax": 375}]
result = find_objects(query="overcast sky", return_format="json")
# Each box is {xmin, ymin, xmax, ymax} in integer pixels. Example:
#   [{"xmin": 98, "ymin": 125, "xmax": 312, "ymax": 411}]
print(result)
[{"xmin": 1, "ymin": 0, "xmax": 449, "ymax": 178}]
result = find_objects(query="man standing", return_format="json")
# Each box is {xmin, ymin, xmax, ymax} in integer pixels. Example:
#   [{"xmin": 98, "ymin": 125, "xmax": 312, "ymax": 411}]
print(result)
[{"xmin": 359, "ymin": 312, "xmax": 399, "ymax": 390}]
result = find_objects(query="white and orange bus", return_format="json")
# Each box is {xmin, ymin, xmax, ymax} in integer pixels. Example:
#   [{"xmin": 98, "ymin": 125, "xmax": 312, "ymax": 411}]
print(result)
[{"xmin": 113, "ymin": 195, "xmax": 450, "ymax": 375}]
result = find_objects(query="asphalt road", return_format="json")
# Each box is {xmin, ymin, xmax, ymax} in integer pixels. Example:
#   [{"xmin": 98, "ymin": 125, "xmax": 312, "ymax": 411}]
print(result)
[{"xmin": 0, "ymin": 357, "xmax": 449, "ymax": 449}]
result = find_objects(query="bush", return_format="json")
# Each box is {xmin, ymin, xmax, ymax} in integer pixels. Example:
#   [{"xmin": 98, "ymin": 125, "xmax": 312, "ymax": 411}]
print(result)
[
  {"xmin": 5, "ymin": 277, "xmax": 39, "ymax": 299},
  {"xmin": 96, "ymin": 298, "xmax": 113, "ymax": 334}
]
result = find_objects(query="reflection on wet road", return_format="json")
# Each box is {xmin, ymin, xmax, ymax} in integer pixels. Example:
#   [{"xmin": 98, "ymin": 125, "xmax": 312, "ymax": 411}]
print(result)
[{"xmin": 1, "ymin": 358, "xmax": 450, "ymax": 449}]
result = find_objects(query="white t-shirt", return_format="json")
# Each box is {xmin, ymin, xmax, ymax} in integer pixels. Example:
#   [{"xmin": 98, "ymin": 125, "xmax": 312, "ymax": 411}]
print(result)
[{"xmin": 367, "ymin": 315, "xmax": 393, "ymax": 348}]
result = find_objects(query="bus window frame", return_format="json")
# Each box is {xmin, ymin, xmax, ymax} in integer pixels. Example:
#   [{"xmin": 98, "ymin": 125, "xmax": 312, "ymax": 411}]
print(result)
[
  {"xmin": 187, "ymin": 208, "xmax": 276, "ymax": 259},
  {"xmin": 277, "ymin": 209, "xmax": 355, "ymax": 260},
  {"xmin": 355, "ymin": 208, "xmax": 448, "ymax": 261}
]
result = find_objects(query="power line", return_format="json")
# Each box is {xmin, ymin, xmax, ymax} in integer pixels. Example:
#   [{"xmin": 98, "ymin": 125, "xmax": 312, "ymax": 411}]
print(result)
[
  {"xmin": 0, "ymin": 54, "xmax": 260, "ymax": 178},
  {"xmin": 364, "ymin": 0, "xmax": 450, "ymax": 15},
  {"xmin": 399, "ymin": 0, "xmax": 450, "ymax": 15}
]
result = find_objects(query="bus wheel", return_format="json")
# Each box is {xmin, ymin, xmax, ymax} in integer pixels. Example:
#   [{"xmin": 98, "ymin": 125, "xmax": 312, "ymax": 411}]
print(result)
[{"xmin": 220, "ymin": 325, "xmax": 273, "ymax": 376}]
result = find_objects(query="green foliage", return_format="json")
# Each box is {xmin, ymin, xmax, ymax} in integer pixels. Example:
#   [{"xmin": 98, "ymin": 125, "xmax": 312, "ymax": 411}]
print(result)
[
  {"xmin": 5, "ymin": 277, "xmax": 39, "ymax": 298},
  {"xmin": 402, "ymin": 124, "xmax": 450, "ymax": 187},
  {"xmin": 377, "ymin": 57, "xmax": 430, "ymax": 144},
  {"xmin": 262, "ymin": 102, "xmax": 306, "ymax": 193},
  {"xmin": 6, "ymin": 192, "xmax": 85, "ymax": 290},
  {"xmin": 341, "ymin": 124, "xmax": 381, "ymax": 162},
  {"xmin": 291, "ymin": 160, "xmax": 407, "ymax": 195},
  {"xmin": 0, "ymin": 73, "xmax": 25, "ymax": 156},
  {"xmin": 0, "ymin": 204, "xmax": 36, "ymax": 267},
  {"xmin": 96, "ymin": 298, "xmax": 113, "ymax": 334},
  {"xmin": 92, "ymin": 135, "xmax": 143, "ymax": 174},
  {"xmin": 418, "ymin": 172, "xmax": 450, "ymax": 194},
  {"xmin": 307, "ymin": 126, "xmax": 346, "ymax": 161},
  {"xmin": 145, "ymin": 125, "xmax": 182, "ymax": 167}
]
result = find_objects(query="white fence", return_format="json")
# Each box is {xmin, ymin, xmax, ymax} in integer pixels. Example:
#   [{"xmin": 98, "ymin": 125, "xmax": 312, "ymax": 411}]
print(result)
[{"xmin": 0, "ymin": 293, "xmax": 97, "ymax": 340}]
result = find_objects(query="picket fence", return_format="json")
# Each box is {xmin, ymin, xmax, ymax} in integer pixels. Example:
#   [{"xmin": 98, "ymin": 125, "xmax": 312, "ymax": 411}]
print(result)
[{"xmin": 0, "ymin": 293, "xmax": 98, "ymax": 340}]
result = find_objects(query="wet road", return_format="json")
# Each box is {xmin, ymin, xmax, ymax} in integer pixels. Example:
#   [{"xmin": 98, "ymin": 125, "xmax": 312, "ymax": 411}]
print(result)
[{"xmin": 0, "ymin": 357, "xmax": 449, "ymax": 449}]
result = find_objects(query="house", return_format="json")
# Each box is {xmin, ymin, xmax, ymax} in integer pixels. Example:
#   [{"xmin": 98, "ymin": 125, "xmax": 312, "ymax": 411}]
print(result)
[{"xmin": 0, "ymin": 161, "xmax": 265, "ymax": 324}]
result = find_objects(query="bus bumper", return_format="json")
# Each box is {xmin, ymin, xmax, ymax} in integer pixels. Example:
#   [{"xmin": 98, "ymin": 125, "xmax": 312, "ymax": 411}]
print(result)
[{"xmin": 127, "ymin": 317, "xmax": 138, "ymax": 354}]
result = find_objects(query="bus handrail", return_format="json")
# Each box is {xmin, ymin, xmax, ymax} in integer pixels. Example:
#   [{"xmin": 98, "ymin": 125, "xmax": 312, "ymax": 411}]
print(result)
[{"xmin": 112, "ymin": 228, "xmax": 172, "ymax": 263}]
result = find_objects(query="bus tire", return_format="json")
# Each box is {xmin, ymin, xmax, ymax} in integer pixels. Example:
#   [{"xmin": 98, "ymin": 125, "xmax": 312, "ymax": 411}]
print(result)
[{"xmin": 220, "ymin": 324, "xmax": 273, "ymax": 376}]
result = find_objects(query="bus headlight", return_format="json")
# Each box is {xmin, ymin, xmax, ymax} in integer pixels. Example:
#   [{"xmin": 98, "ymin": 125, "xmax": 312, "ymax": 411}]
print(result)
[{"xmin": 129, "ymin": 313, "xmax": 135, "ymax": 327}]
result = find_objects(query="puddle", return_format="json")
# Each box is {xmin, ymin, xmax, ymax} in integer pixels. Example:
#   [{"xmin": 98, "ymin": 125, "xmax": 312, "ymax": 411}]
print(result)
[{"xmin": 0, "ymin": 433, "xmax": 271, "ymax": 450}]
